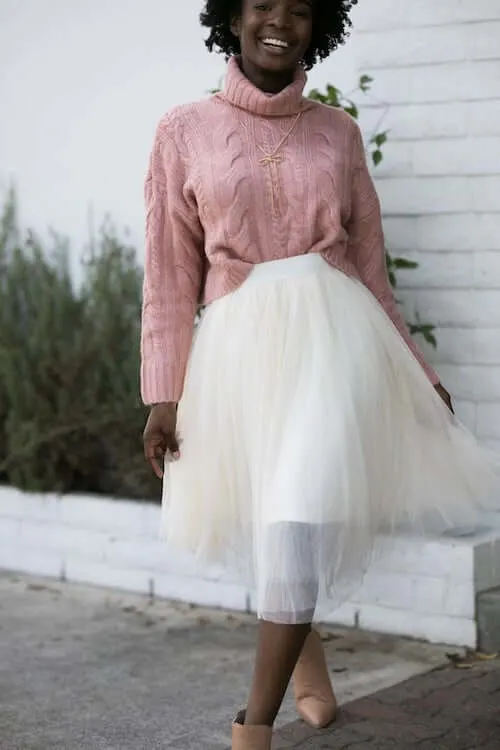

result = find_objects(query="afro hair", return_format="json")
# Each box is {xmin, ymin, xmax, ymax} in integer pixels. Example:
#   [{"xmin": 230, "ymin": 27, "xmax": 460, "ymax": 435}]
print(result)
[{"xmin": 200, "ymin": 0, "xmax": 357, "ymax": 70}]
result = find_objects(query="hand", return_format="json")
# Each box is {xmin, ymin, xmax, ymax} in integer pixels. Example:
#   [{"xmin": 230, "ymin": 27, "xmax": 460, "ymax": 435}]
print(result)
[
  {"xmin": 143, "ymin": 402, "xmax": 180, "ymax": 479},
  {"xmin": 434, "ymin": 382, "xmax": 454, "ymax": 414}
]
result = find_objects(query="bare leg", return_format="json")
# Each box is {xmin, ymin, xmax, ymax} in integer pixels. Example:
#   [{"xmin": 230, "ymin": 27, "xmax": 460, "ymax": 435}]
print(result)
[{"xmin": 244, "ymin": 620, "xmax": 311, "ymax": 727}]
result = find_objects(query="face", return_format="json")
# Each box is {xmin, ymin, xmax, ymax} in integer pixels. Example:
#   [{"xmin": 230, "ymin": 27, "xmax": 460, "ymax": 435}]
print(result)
[{"xmin": 231, "ymin": 0, "xmax": 314, "ymax": 77}]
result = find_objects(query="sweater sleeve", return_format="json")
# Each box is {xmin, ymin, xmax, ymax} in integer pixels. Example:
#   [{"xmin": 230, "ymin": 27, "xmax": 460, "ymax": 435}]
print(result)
[
  {"xmin": 346, "ymin": 122, "xmax": 440, "ymax": 386},
  {"xmin": 140, "ymin": 114, "xmax": 205, "ymax": 405}
]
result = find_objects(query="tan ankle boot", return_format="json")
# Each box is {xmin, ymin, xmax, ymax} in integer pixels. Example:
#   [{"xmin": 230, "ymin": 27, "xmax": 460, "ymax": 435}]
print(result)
[
  {"xmin": 232, "ymin": 710, "xmax": 272, "ymax": 750},
  {"xmin": 293, "ymin": 630, "xmax": 337, "ymax": 729}
]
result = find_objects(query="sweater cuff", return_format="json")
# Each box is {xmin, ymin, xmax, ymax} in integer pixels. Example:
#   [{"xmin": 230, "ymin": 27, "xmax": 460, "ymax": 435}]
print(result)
[{"xmin": 140, "ymin": 358, "xmax": 185, "ymax": 405}]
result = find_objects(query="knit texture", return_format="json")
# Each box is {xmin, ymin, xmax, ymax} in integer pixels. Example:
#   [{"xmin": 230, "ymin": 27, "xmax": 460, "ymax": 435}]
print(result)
[{"xmin": 141, "ymin": 57, "xmax": 439, "ymax": 404}]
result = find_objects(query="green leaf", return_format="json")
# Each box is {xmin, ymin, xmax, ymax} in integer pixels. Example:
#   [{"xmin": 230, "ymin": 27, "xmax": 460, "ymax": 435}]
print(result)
[
  {"xmin": 326, "ymin": 85, "xmax": 340, "ymax": 106},
  {"xmin": 343, "ymin": 104, "xmax": 359, "ymax": 120},
  {"xmin": 408, "ymin": 323, "xmax": 437, "ymax": 349},
  {"xmin": 370, "ymin": 131, "xmax": 388, "ymax": 148},
  {"xmin": 372, "ymin": 149, "xmax": 383, "ymax": 167},
  {"xmin": 359, "ymin": 74, "xmax": 374, "ymax": 92},
  {"xmin": 424, "ymin": 330, "xmax": 438, "ymax": 348},
  {"xmin": 308, "ymin": 88, "xmax": 327, "ymax": 104},
  {"xmin": 392, "ymin": 257, "xmax": 419, "ymax": 270}
]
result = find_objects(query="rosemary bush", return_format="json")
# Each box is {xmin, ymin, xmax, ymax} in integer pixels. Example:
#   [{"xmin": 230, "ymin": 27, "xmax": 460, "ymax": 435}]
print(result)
[{"xmin": 0, "ymin": 191, "xmax": 157, "ymax": 500}]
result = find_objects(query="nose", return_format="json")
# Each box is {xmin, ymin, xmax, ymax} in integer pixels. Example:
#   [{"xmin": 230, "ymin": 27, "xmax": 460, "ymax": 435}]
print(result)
[{"xmin": 270, "ymin": 7, "xmax": 292, "ymax": 29}]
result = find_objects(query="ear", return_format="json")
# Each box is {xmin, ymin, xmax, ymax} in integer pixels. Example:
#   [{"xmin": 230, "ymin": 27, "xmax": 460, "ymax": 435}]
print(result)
[{"xmin": 230, "ymin": 16, "xmax": 241, "ymax": 38}]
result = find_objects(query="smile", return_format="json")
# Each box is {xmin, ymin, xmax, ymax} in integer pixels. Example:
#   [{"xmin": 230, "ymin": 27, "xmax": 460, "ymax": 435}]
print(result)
[{"xmin": 260, "ymin": 38, "xmax": 291, "ymax": 50}]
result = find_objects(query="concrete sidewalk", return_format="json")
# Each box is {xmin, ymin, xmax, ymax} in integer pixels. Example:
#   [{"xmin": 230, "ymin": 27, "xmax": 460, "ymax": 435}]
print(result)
[{"xmin": 0, "ymin": 572, "xmax": 497, "ymax": 750}]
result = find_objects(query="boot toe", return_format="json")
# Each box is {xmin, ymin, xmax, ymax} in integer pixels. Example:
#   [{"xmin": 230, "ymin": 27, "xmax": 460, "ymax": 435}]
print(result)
[{"xmin": 296, "ymin": 697, "xmax": 337, "ymax": 729}]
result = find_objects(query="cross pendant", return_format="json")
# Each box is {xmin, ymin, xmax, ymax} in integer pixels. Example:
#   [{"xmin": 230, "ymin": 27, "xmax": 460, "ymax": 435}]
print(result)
[{"xmin": 258, "ymin": 152, "xmax": 285, "ymax": 213}]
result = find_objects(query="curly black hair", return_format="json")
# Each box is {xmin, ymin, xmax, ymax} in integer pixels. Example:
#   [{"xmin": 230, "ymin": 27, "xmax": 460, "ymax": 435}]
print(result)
[{"xmin": 200, "ymin": 0, "xmax": 357, "ymax": 70}]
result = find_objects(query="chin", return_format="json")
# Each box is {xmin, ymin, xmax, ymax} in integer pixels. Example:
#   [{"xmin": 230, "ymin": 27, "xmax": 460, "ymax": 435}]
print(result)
[{"xmin": 254, "ymin": 52, "xmax": 301, "ymax": 75}]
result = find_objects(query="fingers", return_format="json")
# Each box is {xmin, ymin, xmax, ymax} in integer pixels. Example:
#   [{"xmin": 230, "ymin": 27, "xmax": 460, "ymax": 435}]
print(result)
[
  {"xmin": 144, "ymin": 433, "xmax": 181, "ymax": 479},
  {"xmin": 145, "ymin": 441, "xmax": 166, "ymax": 479},
  {"xmin": 445, "ymin": 397, "xmax": 454, "ymax": 415},
  {"xmin": 166, "ymin": 434, "xmax": 181, "ymax": 461},
  {"xmin": 149, "ymin": 455, "xmax": 164, "ymax": 480},
  {"xmin": 441, "ymin": 389, "xmax": 454, "ymax": 414},
  {"xmin": 434, "ymin": 383, "xmax": 454, "ymax": 415}
]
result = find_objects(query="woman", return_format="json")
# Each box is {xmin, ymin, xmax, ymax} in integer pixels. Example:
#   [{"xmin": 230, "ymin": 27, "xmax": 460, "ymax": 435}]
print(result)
[{"xmin": 141, "ymin": 1, "xmax": 498, "ymax": 746}]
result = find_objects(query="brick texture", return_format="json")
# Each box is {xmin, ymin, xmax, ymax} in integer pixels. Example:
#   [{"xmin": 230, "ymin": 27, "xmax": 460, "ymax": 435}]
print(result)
[
  {"xmin": 274, "ymin": 662, "xmax": 500, "ymax": 749},
  {"xmin": 352, "ymin": 1, "xmax": 500, "ymax": 438}
]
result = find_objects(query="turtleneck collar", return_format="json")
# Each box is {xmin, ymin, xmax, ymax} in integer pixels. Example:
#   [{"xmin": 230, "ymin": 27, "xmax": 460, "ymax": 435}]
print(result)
[{"xmin": 218, "ymin": 56, "xmax": 312, "ymax": 117}]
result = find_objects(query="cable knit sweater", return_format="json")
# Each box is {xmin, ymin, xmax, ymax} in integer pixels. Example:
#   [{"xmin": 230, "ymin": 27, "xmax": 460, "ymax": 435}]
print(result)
[{"xmin": 141, "ymin": 56, "xmax": 439, "ymax": 404}]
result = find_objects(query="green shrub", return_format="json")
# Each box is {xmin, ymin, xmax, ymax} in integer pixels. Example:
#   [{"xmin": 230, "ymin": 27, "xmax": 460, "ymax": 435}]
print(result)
[{"xmin": 0, "ymin": 190, "xmax": 158, "ymax": 500}]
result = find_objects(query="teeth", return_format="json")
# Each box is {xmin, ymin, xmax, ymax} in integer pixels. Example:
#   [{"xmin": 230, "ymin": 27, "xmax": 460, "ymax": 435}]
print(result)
[{"xmin": 261, "ymin": 38, "xmax": 289, "ymax": 49}]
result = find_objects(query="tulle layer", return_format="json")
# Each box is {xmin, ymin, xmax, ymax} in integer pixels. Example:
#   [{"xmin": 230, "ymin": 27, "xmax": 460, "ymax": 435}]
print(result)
[{"xmin": 161, "ymin": 254, "xmax": 499, "ymax": 623}]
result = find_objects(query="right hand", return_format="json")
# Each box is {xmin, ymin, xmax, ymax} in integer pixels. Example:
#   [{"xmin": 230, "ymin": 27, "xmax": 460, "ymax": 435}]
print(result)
[
  {"xmin": 143, "ymin": 402, "xmax": 179, "ymax": 479},
  {"xmin": 434, "ymin": 382, "xmax": 454, "ymax": 414}
]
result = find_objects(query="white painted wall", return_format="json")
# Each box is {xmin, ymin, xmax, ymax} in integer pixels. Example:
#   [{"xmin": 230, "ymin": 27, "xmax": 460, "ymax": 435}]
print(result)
[
  {"xmin": 1, "ymin": 0, "xmax": 499, "ymax": 441},
  {"xmin": 352, "ymin": 0, "xmax": 500, "ymax": 448}
]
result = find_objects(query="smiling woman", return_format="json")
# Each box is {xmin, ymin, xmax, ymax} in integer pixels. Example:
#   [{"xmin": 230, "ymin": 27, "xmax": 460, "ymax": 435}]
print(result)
[
  {"xmin": 228, "ymin": 0, "xmax": 315, "ymax": 92},
  {"xmin": 201, "ymin": 0, "xmax": 357, "ymax": 72},
  {"xmin": 140, "ymin": 0, "xmax": 500, "ymax": 746}
]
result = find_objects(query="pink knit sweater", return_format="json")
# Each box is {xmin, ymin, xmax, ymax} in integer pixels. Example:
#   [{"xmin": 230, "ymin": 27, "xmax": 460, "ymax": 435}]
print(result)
[{"xmin": 141, "ymin": 57, "xmax": 439, "ymax": 404}]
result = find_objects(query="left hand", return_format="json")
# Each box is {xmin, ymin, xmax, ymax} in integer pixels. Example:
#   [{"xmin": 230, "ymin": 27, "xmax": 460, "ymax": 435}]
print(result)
[{"xmin": 434, "ymin": 382, "xmax": 454, "ymax": 414}]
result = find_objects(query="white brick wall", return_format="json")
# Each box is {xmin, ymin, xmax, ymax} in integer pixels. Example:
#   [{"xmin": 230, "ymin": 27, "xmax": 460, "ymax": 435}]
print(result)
[
  {"xmin": 357, "ymin": 21, "xmax": 500, "ymax": 69},
  {"xmin": 356, "ymin": 0, "xmax": 500, "ymax": 31},
  {"xmin": 353, "ymin": 1, "xmax": 500, "ymax": 443}
]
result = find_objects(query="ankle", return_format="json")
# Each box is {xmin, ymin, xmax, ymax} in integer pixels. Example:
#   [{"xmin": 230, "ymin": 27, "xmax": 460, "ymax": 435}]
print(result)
[{"xmin": 244, "ymin": 708, "xmax": 274, "ymax": 727}]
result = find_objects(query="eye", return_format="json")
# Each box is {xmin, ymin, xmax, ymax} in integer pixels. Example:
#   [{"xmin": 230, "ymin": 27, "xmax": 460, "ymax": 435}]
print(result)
[
  {"xmin": 254, "ymin": 2, "xmax": 271, "ymax": 10},
  {"xmin": 292, "ymin": 3, "xmax": 312, "ymax": 17}
]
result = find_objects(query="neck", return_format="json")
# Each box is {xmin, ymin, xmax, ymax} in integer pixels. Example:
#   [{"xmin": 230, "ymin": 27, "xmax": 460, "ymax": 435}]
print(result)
[
  {"xmin": 220, "ymin": 56, "xmax": 310, "ymax": 117},
  {"xmin": 239, "ymin": 57, "xmax": 295, "ymax": 94}
]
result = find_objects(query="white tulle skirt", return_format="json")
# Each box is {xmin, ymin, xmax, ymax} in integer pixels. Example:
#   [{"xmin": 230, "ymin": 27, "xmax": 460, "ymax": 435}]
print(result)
[{"xmin": 161, "ymin": 253, "xmax": 499, "ymax": 623}]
